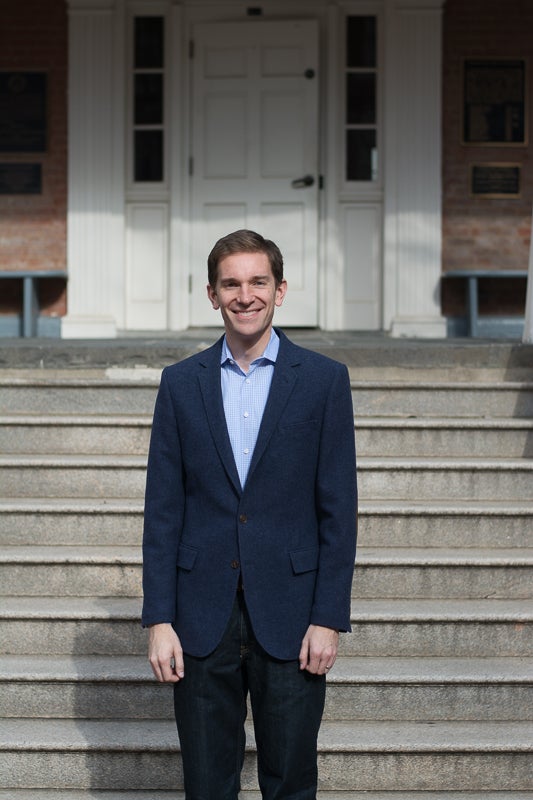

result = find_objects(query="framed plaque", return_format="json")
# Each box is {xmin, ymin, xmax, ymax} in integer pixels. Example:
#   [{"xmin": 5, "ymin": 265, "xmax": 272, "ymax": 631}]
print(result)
[
  {"xmin": 463, "ymin": 59, "xmax": 527, "ymax": 145},
  {"xmin": 471, "ymin": 163, "xmax": 521, "ymax": 197},
  {"xmin": 0, "ymin": 72, "xmax": 47, "ymax": 152},
  {"xmin": 0, "ymin": 163, "xmax": 42, "ymax": 194}
]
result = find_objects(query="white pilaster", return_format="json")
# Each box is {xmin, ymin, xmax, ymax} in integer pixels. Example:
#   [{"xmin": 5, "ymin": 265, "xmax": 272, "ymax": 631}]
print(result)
[
  {"xmin": 383, "ymin": 0, "xmax": 446, "ymax": 337},
  {"xmin": 62, "ymin": 0, "xmax": 124, "ymax": 338},
  {"xmin": 523, "ymin": 204, "xmax": 533, "ymax": 343}
]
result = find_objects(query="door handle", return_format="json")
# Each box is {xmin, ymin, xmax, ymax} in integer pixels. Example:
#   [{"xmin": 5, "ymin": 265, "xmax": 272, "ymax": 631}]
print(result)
[{"xmin": 291, "ymin": 175, "xmax": 315, "ymax": 189}]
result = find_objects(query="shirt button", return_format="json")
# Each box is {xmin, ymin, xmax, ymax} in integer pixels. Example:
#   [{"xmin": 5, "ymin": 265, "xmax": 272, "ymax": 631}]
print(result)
[
  {"xmin": 231, "ymin": 560, "xmax": 240, "ymax": 569},
  {"xmin": 243, "ymin": 448, "xmax": 249, "ymax": 454},
  {"xmin": 239, "ymin": 514, "xmax": 247, "ymax": 524},
  {"xmin": 243, "ymin": 412, "xmax": 249, "ymax": 418}
]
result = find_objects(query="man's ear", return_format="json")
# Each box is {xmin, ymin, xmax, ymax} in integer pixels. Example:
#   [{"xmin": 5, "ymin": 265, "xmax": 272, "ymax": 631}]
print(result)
[
  {"xmin": 275, "ymin": 279, "xmax": 288, "ymax": 307},
  {"xmin": 207, "ymin": 284, "xmax": 219, "ymax": 310}
]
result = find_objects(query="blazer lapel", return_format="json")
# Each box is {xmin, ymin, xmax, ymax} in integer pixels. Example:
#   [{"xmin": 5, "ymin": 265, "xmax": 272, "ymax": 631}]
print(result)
[
  {"xmin": 246, "ymin": 332, "xmax": 300, "ymax": 485},
  {"xmin": 197, "ymin": 339, "xmax": 242, "ymax": 495}
]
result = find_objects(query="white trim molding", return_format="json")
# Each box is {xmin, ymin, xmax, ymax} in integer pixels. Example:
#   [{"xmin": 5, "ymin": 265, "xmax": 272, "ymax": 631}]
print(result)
[
  {"xmin": 63, "ymin": 0, "xmax": 125, "ymax": 338},
  {"xmin": 383, "ymin": 0, "xmax": 446, "ymax": 337}
]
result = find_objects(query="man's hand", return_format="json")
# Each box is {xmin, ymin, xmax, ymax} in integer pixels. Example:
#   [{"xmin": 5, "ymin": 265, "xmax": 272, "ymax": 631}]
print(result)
[
  {"xmin": 299, "ymin": 624, "xmax": 339, "ymax": 675},
  {"xmin": 148, "ymin": 623, "xmax": 185, "ymax": 682}
]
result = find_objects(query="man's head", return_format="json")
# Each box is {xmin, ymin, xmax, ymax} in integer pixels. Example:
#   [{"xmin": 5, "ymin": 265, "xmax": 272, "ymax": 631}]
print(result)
[{"xmin": 207, "ymin": 229, "xmax": 284, "ymax": 288}]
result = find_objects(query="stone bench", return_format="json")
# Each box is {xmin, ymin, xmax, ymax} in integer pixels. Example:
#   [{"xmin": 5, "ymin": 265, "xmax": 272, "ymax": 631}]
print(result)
[
  {"xmin": 0, "ymin": 271, "xmax": 67, "ymax": 337},
  {"xmin": 444, "ymin": 269, "xmax": 528, "ymax": 337}
]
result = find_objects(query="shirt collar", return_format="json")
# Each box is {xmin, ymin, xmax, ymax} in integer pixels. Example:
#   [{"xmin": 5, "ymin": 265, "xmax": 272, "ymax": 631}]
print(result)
[{"xmin": 221, "ymin": 328, "xmax": 280, "ymax": 366}]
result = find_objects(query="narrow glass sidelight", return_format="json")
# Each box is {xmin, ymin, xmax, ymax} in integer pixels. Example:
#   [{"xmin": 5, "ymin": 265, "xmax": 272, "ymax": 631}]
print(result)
[
  {"xmin": 135, "ymin": 17, "xmax": 164, "ymax": 69},
  {"xmin": 345, "ymin": 15, "xmax": 378, "ymax": 183},
  {"xmin": 132, "ymin": 16, "xmax": 165, "ymax": 183}
]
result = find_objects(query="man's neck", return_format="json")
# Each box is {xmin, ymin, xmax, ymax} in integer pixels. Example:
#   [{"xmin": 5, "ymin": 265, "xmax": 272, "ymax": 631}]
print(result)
[{"xmin": 225, "ymin": 327, "xmax": 274, "ymax": 372}]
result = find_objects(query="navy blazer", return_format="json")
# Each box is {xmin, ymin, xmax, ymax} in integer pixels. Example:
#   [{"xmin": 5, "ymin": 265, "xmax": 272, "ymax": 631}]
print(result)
[{"xmin": 142, "ymin": 329, "xmax": 357, "ymax": 660}]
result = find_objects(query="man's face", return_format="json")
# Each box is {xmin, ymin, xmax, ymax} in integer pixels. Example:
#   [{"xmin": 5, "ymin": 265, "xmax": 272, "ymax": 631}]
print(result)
[{"xmin": 207, "ymin": 251, "xmax": 287, "ymax": 346}]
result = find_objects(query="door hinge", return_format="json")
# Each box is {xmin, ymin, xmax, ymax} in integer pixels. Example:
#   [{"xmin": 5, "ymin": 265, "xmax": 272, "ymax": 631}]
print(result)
[
  {"xmin": 189, "ymin": 157, "xmax": 194, "ymax": 176},
  {"xmin": 189, "ymin": 40, "xmax": 195, "ymax": 59},
  {"xmin": 188, "ymin": 275, "xmax": 193, "ymax": 294},
  {"xmin": 319, "ymin": 175, "xmax": 324, "ymax": 190}
]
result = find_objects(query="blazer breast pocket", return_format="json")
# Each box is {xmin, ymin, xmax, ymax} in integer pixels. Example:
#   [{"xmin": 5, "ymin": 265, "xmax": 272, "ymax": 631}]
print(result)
[{"xmin": 278, "ymin": 419, "xmax": 318, "ymax": 433}]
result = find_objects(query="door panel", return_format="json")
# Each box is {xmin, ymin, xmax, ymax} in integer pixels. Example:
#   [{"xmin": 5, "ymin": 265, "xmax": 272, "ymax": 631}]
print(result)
[{"xmin": 190, "ymin": 20, "xmax": 319, "ymax": 326}]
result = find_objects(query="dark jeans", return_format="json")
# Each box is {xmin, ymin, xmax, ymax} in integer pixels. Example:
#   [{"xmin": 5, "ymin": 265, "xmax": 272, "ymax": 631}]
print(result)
[{"xmin": 173, "ymin": 590, "xmax": 326, "ymax": 800}]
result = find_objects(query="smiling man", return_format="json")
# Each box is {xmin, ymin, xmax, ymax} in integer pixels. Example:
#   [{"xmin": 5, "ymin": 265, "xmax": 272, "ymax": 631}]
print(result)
[{"xmin": 142, "ymin": 229, "xmax": 357, "ymax": 800}]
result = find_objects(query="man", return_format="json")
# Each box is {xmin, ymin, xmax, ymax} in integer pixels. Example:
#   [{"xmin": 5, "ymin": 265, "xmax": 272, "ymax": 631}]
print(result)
[{"xmin": 142, "ymin": 229, "xmax": 357, "ymax": 800}]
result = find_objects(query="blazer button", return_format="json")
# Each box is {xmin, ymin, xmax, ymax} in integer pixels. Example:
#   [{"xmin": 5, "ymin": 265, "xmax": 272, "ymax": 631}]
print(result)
[
  {"xmin": 239, "ymin": 514, "xmax": 247, "ymax": 524},
  {"xmin": 231, "ymin": 560, "xmax": 240, "ymax": 569}
]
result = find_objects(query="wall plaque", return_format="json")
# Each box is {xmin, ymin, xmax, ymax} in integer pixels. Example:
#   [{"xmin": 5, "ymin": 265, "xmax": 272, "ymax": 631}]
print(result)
[
  {"xmin": 471, "ymin": 164, "xmax": 521, "ymax": 197},
  {"xmin": 0, "ymin": 163, "xmax": 42, "ymax": 194},
  {"xmin": 0, "ymin": 72, "xmax": 47, "ymax": 152},
  {"xmin": 463, "ymin": 59, "xmax": 526, "ymax": 145}
]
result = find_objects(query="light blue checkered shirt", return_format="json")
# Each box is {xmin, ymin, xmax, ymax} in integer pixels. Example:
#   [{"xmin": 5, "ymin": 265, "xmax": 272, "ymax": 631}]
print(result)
[{"xmin": 221, "ymin": 329, "xmax": 279, "ymax": 488}]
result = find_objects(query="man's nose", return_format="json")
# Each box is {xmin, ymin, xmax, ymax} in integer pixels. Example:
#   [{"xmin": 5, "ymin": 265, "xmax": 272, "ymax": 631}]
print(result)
[{"xmin": 237, "ymin": 285, "xmax": 253, "ymax": 304}]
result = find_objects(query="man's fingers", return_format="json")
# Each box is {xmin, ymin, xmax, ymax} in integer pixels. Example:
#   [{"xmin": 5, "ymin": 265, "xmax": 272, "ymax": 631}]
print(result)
[
  {"xmin": 148, "ymin": 624, "xmax": 184, "ymax": 683},
  {"xmin": 300, "ymin": 624, "xmax": 339, "ymax": 674}
]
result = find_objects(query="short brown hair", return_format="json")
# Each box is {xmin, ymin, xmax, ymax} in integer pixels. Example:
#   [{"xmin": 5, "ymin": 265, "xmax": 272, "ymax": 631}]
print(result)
[{"xmin": 207, "ymin": 230, "xmax": 284, "ymax": 288}]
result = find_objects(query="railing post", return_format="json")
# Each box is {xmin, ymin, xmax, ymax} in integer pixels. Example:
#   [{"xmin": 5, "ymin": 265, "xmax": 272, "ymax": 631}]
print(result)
[{"xmin": 523, "ymin": 205, "xmax": 533, "ymax": 343}]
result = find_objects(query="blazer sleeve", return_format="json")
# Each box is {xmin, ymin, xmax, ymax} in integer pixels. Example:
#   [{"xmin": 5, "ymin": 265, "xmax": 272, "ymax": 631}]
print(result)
[
  {"xmin": 310, "ymin": 362, "xmax": 357, "ymax": 632},
  {"xmin": 141, "ymin": 368, "xmax": 184, "ymax": 627}
]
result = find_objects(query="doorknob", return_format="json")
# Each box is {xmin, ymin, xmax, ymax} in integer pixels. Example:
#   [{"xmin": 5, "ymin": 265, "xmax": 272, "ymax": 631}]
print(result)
[{"xmin": 291, "ymin": 175, "xmax": 315, "ymax": 189}]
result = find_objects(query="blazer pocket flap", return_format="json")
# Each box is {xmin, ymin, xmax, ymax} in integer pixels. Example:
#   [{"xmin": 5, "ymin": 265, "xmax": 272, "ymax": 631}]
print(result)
[
  {"xmin": 176, "ymin": 544, "xmax": 198, "ymax": 571},
  {"xmin": 290, "ymin": 546, "xmax": 319, "ymax": 575}
]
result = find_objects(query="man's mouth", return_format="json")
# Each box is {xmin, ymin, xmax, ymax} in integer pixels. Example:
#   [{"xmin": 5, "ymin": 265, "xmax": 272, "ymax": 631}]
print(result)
[{"xmin": 234, "ymin": 309, "xmax": 259, "ymax": 318}]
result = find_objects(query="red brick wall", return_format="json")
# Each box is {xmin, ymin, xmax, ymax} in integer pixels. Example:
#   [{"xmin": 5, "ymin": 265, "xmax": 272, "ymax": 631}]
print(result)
[
  {"xmin": 0, "ymin": 0, "xmax": 67, "ymax": 316},
  {"xmin": 442, "ymin": 0, "xmax": 532, "ymax": 316}
]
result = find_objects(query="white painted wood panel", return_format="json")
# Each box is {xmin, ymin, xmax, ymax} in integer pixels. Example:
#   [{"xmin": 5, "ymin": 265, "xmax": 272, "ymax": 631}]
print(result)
[
  {"xmin": 126, "ymin": 205, "xmax": 168, "ymax": 330},
  {"xmin": 343, "ymin": 205, "xmax": 381, "ymax": 329}
]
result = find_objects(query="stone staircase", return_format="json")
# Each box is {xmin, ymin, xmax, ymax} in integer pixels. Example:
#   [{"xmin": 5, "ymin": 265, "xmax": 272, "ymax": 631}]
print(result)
[{"xmin": 0, "ymin": 338, "xmax": 532, "ymax": 799}]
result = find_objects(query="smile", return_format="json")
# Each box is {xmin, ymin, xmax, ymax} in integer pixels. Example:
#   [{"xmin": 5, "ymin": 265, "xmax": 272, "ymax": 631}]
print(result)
[{"xmin": 234, "ymin": 309, "xmax": 260, "ymax": 317}]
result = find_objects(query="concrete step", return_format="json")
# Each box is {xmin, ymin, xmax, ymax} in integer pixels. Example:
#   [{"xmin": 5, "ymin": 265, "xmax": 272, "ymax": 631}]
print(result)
[
  {"xmin": 1, "ymin": 655, "xmax": 531, "ymax": 722},
  {"xmin": 360, "ymin": 457, "xmax": 533, "ymax": 501},
  {"xmin": 0, "ymin": 415, "xmax": 151, "ymax": 455},
  {"xmin": 0, "ymin": 454, "xmax": 147, "ymax": 498},
  {"xmin": 0, "ymin": 498, "xmax": 144, "ymax": 546},
  {"xmin": 354, "ymin": 547, "xmax": 533, "ymax": 599},
  {"xmin": 2, "ymin": 414, "xmax": 532, "ymax": 459},
  {"xmin": 2, "ymin": 546, "xmax": 532, "ymax": 600},
  {"xmin": 1, "ymin": 498, "xmax": 530, "ymax": 549},
  {"xmin": 1, "ymin": 454, "xmax": 531, "ymax": 501},
  {"xmin": 359, "ymin": 500, "xmax": 533, "ymax": 548},
  {"xmin": 0, "ymin": 336, "xmax": 530, "ymax": 375},
  {"xmin": 2, "ymin": 374, "xmax": 533, "ymax": 418},
  {"xmin": 1, "ymin": 597, "xmax": 530, "ymax": 657},
  {"xmin": 345, "ymin": 599, "xmax": 532, "ymax": 657},
  {"xmin": 356, "ymin": 417, "xmax": 533, "ymax": 458},
  {"xmin": 1, "ymin": 794, "xmax": 531, "ymax": 800},
  {"xmin": 0, "ymin": 377, "xmax": 159, "ymax": 416},
  {"xmin": 0, "ymin": 718, "xmax": 530, "ymax": 792},
  {"xmin": 351, "ymin": 380, "xmax": 533, "ymax": 417},
  {"xmin": 0, "ymin": 546, "xmax": 142, "ymax": 598}
]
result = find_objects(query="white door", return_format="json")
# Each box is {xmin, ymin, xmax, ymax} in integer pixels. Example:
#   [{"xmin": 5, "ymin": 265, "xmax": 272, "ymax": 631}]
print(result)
[{"xmin": 190, "ymin": 20, "xmax": 319, "ymax": 326}]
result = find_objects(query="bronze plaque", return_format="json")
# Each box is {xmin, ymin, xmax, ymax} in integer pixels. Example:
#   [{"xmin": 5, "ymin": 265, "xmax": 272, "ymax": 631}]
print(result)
[
  {"xmin": 0, "ymin": 72, "xmax": 47, "ymax": 152},
  {"xmin": 471, "ymin": 164, "xmax": 521, "ymax": 197},
  {"xmin": 0, "ymin": 163, "xmax": 42, "ymax": 194}
]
